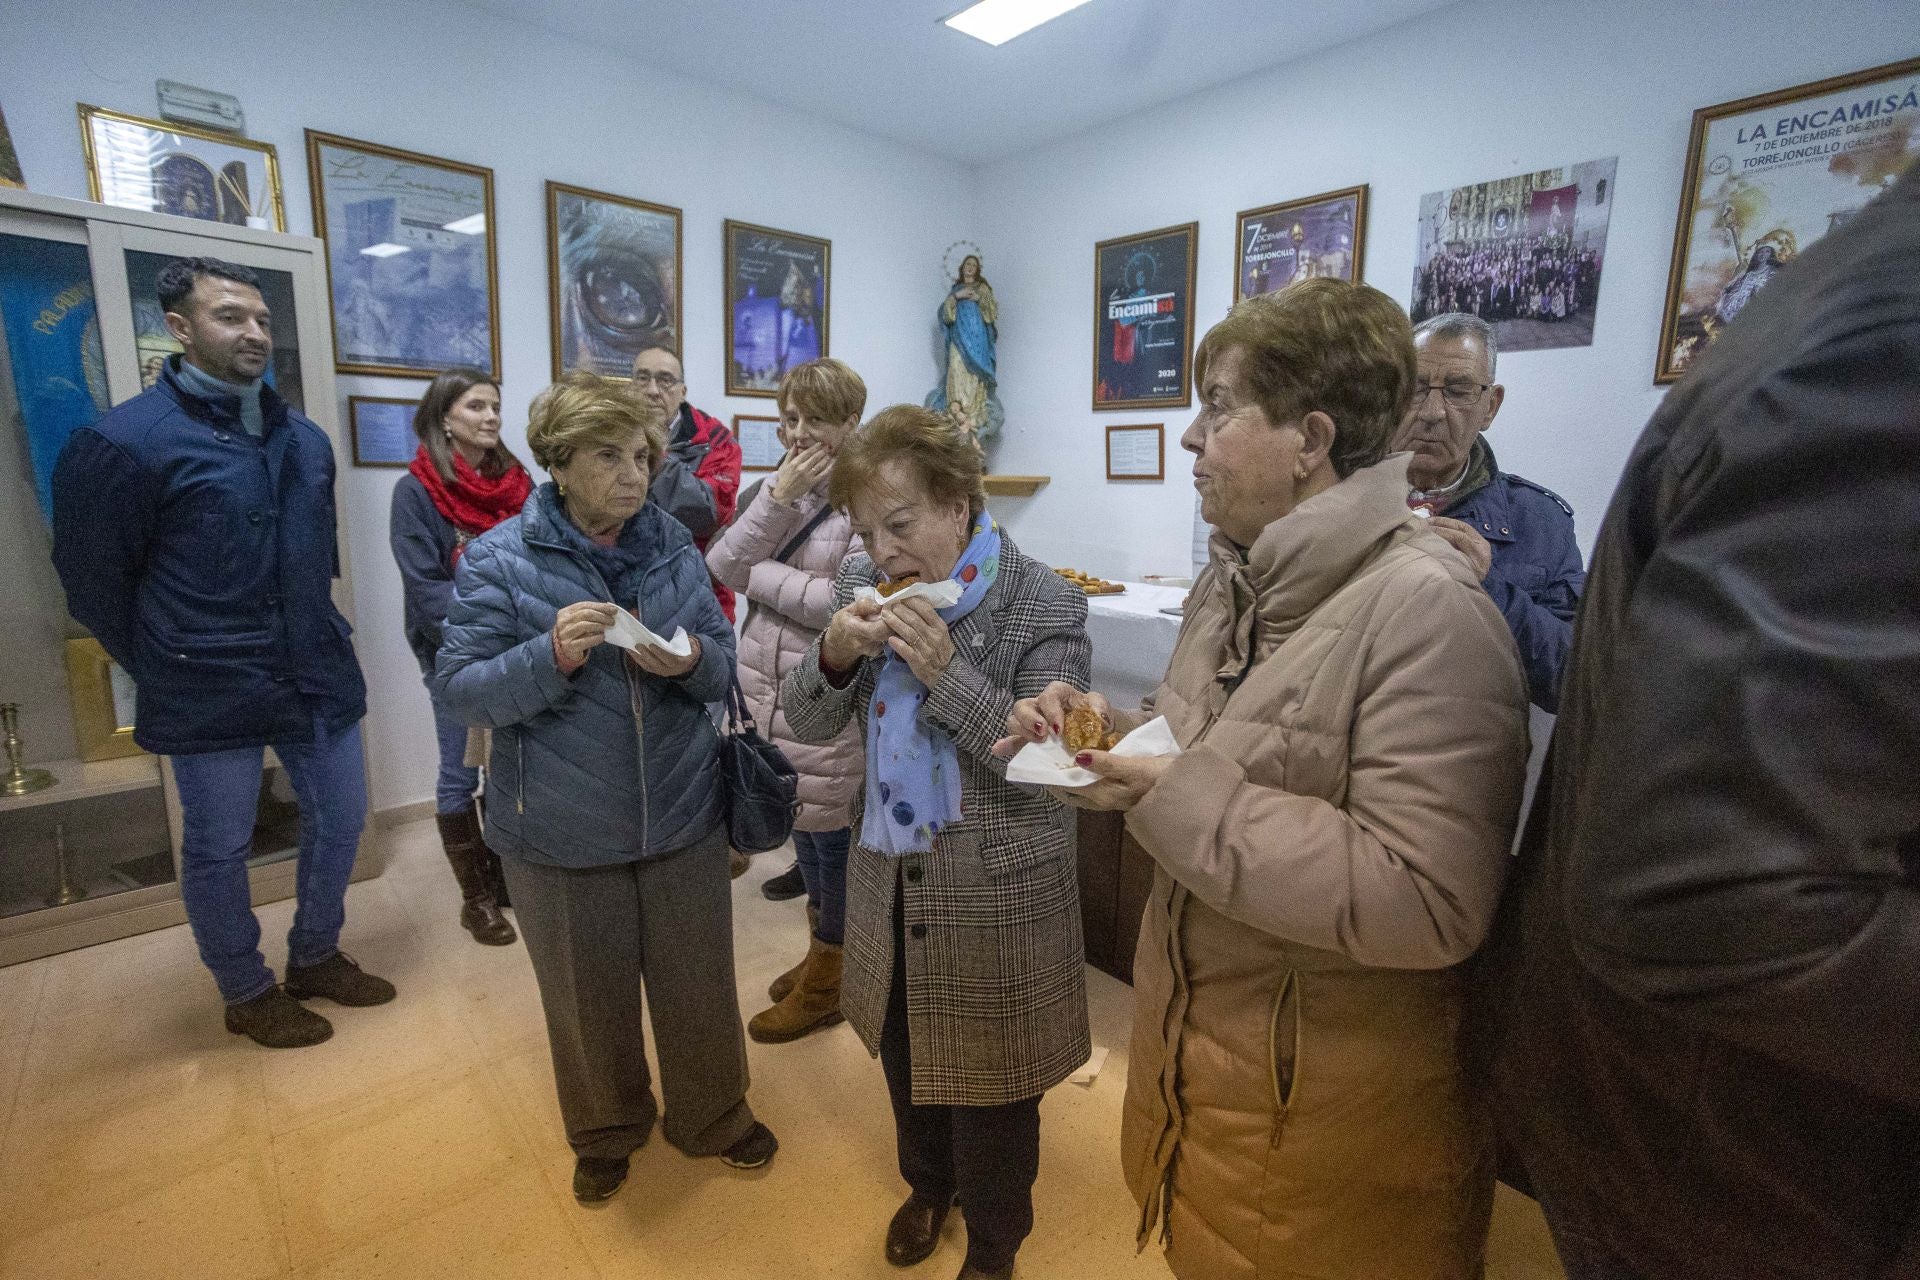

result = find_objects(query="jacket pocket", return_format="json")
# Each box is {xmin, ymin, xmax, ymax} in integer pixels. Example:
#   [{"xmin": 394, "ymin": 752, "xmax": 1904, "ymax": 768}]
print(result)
[
  {"xmin": 1269, "ymin": 969, "xmax": 1301, "ymax": 1146},
  {"xmin": 979, "ymin": 823, "xmax": 1069, "ymax": 882}
]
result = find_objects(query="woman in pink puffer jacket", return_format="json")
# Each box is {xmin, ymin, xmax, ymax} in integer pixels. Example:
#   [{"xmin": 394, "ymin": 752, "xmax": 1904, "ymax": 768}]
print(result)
[{"xmin": 707, "ymin": 358, "xmax": 867, "ymax": 1043}]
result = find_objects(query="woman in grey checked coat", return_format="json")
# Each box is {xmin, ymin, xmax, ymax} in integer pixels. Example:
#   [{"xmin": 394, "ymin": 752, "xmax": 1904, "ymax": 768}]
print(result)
[{"xmin": 782, "ymin": 405, "xmax": 1091, "ymax": 1280}]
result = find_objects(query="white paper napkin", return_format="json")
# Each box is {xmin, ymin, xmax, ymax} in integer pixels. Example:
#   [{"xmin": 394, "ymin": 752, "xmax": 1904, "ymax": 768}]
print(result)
[
  {"xmin": 853, "ymin": 578, "xmax": 965, "ymax": 609},
  {"xmin": 1005, "ymin": 715, "xmax": 1182, "ymax": 788},
  {"xmin": 603, "ymin": 609, "xmax": 693, "ymax": 657}
]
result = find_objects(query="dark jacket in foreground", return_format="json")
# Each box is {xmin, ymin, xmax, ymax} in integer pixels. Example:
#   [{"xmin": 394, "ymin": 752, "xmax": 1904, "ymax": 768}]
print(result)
[
  {"xmin": 433, "ymin": 485, "xmax": 736, "ymax": 866},
  {"xmin": 1441, "ymin": 439, "xmax": 1584, "ymax": 712},
  {"xmin": 51, "ymin": 357, "xmax": 365, "ymax": 754},
  {"xmin": 1474, "ymin": 164, "xmax": 1920, "ymax": 1279},
  {"xmin": 782, "ymin": 538, "xmax": 1092, "ymax": 1106}
]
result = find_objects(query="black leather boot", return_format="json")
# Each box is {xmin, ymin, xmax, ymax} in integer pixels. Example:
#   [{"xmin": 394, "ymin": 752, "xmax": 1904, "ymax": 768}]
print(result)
[{"xmin": 436, "ymin": 809, "xmax": 517, "ymax": 946}]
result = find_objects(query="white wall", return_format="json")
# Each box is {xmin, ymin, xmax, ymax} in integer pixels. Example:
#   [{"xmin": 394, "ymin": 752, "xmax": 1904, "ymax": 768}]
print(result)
[
  {"xmin": 1, "ymin": 0, "xmax": 973, "ymax": 812},
  {"xmin": 974, "ymin": 0, "xmax": 1920, "ymax": 579}
]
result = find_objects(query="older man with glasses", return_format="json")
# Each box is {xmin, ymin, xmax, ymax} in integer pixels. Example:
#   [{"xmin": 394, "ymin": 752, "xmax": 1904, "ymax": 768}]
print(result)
[
  {"xmin": 1390, "ymin": 313, "xmax": 1585, "ymax": 713},
  {"xmin": 631, "ymin": 346, "xmax": 742, "ymax": 621}
]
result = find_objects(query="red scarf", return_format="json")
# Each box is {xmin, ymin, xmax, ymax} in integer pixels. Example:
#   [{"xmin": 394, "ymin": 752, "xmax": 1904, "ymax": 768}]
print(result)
[{"xmin": 409, "ymin": 446, "xmax": 532, "ymax": 564}]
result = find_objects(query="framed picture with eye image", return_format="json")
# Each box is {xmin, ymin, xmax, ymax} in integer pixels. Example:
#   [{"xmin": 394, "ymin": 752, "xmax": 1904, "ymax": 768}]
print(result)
[
  {"xmin": 78, "ymin": 103, "xmax": 286, "ymax": 230},
  {"xmin": 347, "ymin": 395, "xmax": 419, "ymax": 469},
  {"xmin": 1094, "ymin": 222, "xmax": 1197, "ymax": 411},
  {"xmin": 547, "ymin": 181, "xmax": 682, "ymax": 380},
  {"xmin": 733, "ymin": 414, "xmax": 786, "ymax": 472},
  {"xmin": 1236, "ymin": 185, "xmax": 1367, "ymax": 301},
  {"xmin": 725, "ymin": 220, "xmax": 829, "ymax": 398}
]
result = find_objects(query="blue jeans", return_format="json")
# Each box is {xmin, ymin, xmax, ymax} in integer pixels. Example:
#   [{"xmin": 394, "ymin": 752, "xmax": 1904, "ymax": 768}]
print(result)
[
  {"xmin": 793, "ymin": 826, "xmax": 848, "ymax": 945},
  {"xmin": 170, "ymin": 711, "xmax": 368, "ymax": 1004},
  {"xmin": 427, "ymin": 678, "xmax": 479, "ymax": 814}
]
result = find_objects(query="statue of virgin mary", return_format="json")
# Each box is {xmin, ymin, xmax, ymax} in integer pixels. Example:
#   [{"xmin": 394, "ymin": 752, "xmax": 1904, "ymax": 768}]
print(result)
[{"xmin": 925, "ymin": 253, "xmax": 1003, "ymax": 445}]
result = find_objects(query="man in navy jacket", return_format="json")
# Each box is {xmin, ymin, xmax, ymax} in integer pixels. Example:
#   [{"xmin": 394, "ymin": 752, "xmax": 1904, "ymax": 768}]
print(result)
[
  {"xmin": 52, "ymin": 256, "xmax": 393, "ymax": 1048},
  {"xmin": 1392, "ymin": 312, "xmax": 1585, "ymax": 712}
]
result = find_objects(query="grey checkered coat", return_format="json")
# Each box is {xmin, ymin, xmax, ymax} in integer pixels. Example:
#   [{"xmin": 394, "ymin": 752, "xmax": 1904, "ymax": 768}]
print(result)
[{"xmin": 783, "ymin": 537, "xmax": 1092, "ymax": 1106}]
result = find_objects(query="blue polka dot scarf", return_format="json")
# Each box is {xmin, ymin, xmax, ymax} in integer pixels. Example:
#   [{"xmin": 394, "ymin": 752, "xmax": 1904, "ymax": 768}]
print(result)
[{"xmin": 861, "ymin": 513, "xmax": 1001, "ymax": 855}]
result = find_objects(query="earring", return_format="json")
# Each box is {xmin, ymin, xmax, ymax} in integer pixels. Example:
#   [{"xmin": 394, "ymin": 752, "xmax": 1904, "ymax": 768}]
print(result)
[{"xmin": 556, "ymin": 482, "xmax": 566, "ymax": 496}]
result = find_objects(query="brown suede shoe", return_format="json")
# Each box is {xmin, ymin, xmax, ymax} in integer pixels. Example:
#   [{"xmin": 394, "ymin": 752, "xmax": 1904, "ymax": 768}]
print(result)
[
  {"xmin": 769, "ymin": 907, "xmax": 821, "ymax": 1002},
  {"xmin": 885, "ymin": 1192, "xmax": 954, "ymax": 1267},
  {"xmin": 224, "ymin": 986, "xmax": 333, "ymax": 1048},
  {"xmin": 748, "ymin": 936, "xmax": 842, "ymax": 1043}
]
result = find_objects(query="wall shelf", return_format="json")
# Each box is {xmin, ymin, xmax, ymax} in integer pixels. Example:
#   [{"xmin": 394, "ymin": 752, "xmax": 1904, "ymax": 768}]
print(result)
[
  {"xmin": 982, "ymin": 474, "xmax": 1050, "ymax": 497},
  {"xmin": 0, "ymin": 755, "xmax": 161, "ymax": 814}
]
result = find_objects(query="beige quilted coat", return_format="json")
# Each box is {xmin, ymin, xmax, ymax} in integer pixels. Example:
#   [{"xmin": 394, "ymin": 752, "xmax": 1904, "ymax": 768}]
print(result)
[
  {"xmin": 706, "ymin": 480, "xmax": 863, "ymax": 830},
  {"xmin": 1119, "ymin": 455, "xmax": 1529, "ymax": 1280}
]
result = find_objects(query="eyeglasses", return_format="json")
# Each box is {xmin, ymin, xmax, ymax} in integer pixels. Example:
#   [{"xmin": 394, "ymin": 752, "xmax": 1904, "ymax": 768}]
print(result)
[
  {"xmin": 1413, "ymin": 380, "xmax": 1491, "ymax": 408},
  {"xmin": 630, "ymin": 371, "xmax": 683, "ymax": 389}
]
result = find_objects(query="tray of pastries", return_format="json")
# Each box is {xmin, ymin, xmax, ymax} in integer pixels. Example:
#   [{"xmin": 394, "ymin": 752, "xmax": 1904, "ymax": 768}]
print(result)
[{"xmin": 1054, "ymin": 567, "xmax": 1125, "ymax": 595}]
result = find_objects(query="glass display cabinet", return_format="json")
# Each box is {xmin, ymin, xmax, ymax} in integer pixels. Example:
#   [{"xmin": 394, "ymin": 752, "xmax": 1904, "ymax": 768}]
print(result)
[{"xmin": 0, "ymin": 187, "xmax": 384, "ymax": 966}]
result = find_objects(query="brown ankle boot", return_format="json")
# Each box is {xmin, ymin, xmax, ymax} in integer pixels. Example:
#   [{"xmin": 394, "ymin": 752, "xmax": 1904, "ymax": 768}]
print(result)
[
  {"xmin": 436, "ymin": 810, "xmax": 517, "ymax": 946},
  {"xmin": 768, "ymin": 905, "xmax": 820, "ymax": 1002},
  {"xmin": 748, "ymin": 935, "xmax": 843, "ymax": 1043}
]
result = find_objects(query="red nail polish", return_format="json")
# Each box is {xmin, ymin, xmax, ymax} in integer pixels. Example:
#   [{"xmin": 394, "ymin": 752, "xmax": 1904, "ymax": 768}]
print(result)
[
  {"xmin": 1074, "ymin": 752, "xmax": 1092, "ymax": 766},
  {"xmin": 1052, "ymin": 722, "xmax": 1062, "ymax": 733}
]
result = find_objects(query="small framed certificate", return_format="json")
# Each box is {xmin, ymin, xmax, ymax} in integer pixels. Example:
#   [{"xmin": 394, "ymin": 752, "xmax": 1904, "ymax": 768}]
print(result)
[
  {"xmin": 1106, "ymin": 423, "xmax": 1164, "ymax": 481},
  {"xmin": 348, "ymin": 396, "xmax": 418, "ymax": 468},
  {"xmin": 734, "ymin": 414, "xmax": 786, "ymax": 472}
]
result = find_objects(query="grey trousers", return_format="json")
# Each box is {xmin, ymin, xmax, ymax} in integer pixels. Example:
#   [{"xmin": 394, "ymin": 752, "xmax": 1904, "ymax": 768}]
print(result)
[{"xmin": 500, "ymin": 825, "xmax": 756, "ymax": 1160}]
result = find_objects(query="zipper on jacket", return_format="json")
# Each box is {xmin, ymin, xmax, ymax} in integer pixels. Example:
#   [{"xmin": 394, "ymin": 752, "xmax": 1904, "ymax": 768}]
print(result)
[
  {"xmin": 516, "ymin": 732, "xmax": 525, "ymax": 815},
  {"xmin": 1268, "ymin": 969, "xmax": 1299, "ymax": 1148}
]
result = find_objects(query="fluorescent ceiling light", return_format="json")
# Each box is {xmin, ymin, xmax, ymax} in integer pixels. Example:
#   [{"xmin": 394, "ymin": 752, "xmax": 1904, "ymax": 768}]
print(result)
[
  {"xmin": 942, "ymin": 0, "xmax": 1094, "ymax": 46},
  {"xmin": 360, "ymin": 242, "xmax": 410, "ymax": 258},
  {"xmin": 442, "ymin": 213, "xmax": 486, "ymax": 235}
]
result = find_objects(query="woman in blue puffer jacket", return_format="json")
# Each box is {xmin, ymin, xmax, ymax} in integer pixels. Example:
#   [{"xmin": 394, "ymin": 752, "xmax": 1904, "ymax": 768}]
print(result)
[{"xmin": 434, "ymin": 372, "xmax": 777, "ymax": 1205}]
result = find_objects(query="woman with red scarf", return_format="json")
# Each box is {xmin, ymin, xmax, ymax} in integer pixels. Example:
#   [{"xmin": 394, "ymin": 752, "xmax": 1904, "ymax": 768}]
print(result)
[{"xmin": 390, "ymin": 367, "xmax": 532, "ymax": 945}]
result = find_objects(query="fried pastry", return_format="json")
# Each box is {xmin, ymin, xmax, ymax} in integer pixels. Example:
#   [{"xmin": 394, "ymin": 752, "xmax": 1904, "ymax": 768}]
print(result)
[
  {"xmin": 875, "ymin": 574, "xmax": 922, "ymax": 598},
  {"xmin": 1062, "ymin": 704, "xmax": 1110, "ymax": 753}
]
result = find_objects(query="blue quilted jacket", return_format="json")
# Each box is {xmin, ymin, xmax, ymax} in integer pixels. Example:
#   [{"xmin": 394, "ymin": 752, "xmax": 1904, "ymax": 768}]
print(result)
[{"xmin": 433, "ymin": 483, "xmax": 735, "ymax": 866}]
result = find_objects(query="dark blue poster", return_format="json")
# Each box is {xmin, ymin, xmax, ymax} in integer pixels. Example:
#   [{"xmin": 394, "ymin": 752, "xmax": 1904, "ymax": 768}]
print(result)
[
  {"xmin": 1094, "ymin": 222, "xmax": 1196, "ymax": 410},
  {"xmin": 0, "ymin": 233, "xmax": 109, "ymax": 521},
  {"xmin": 725, "ymin": 220, "xmax": 828, "ymax": 398}
]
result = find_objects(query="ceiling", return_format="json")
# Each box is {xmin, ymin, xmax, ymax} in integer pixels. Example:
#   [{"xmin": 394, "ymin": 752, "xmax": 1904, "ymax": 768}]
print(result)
[{"xmin": 453, "ymin": 0, "xmax": 1464, "ymax": 164}]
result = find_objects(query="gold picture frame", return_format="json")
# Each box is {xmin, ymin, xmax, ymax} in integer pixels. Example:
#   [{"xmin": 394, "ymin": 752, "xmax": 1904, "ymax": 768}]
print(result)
[
  {"xmin": 1093, "ymin": 222, "xmax": 1198, "ymax": 411},
  {"xmin": 1234, "ymin": 185, "xmax": 1368, "ymax": 302},
  {"xmin": 64, "ymin": 637, "xmax": 143, "ymax": 762},
  {"xmin": 1655, "ymin": 57, "xmax": 1920, "ymax": 384},
  {"xmin": 724, "ymin": 219, "xmax": 830, "ymax": 398},
  {"xmin": 77, "ymin": 103, "xmax": 286, "ymax": 231},
  {"xmin": 546, "ymin": 180, "xmax": 683, "ymax": 381}
]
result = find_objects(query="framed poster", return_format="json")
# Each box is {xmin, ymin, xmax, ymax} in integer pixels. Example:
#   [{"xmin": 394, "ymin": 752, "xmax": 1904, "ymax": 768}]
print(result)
[
  {"xmin": 78, "ymin": 104, "xmax": 285, "ymax": 230},
  {"xmin": 64, "ymin": 638, "xmax": 141, "ymax": 762},
  {"xmin": 1106, "ymin": 424, "xmax": 1165, "ymax": 481},
  {"xmin": 1656, "ymin": 57, "xmax": 1920, "ymax": 383},
  {"xmin": 347, "ymin": 395, "xmax": 417, "ymax": 468},
  {"xmin": 1236, "ymin": 185, "xmax": 1367, "ymax": 301},
  {"xmin": 1411, "ymin": 157, "xmax": 1617, "ymax": 353},
  {"xmin": 306, "ymin": 130, "xmax": 500, "ymax": 378},
  {"xmin": 546, "ymin": 181, "xmax": 682, "ymax": 380},
  {"xmin": 734, "ymin": 414, "xmax": 786, "ymax": 472},
  {"xmin": 724, "ymin": 220, "xmax": 829, "ymax": 397},
  {"xmin": 0, "ymin": 101, "xmax": 24, "ymax": 188},
  {"xmin": 1094, "ymin": 222, "xmax": 1197, "ymax": 411}
]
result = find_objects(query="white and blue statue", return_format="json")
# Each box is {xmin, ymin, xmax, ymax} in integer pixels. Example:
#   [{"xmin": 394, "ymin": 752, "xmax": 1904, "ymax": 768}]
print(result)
[{"xmin": 924, "ymin": 249, "xmax": 1002, "ymax": 445}]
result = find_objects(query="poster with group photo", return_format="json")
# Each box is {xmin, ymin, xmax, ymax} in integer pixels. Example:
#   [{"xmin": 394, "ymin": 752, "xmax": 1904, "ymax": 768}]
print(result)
[
  {"xmin": 1093, "ymin": 222, "xmax": 1197, "ymax": 410},
  {"xmin": 1411, "ymin": 157, "xmax": 1617, "ymax": 353},
  {"xmin": 1656, "ymin": 57, "xmax": 1920, "ymax": 383}
]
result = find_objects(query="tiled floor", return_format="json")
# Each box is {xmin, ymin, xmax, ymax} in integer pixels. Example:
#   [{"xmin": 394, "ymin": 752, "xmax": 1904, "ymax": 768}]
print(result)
[{"xmin": 0, "ymin": 820, "xmax": 1567, "ymax": 1279}]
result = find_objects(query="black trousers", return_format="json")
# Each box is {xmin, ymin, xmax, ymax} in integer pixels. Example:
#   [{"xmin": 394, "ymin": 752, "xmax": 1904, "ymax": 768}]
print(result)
[{"xmin": 880, "ymin": 896, "xmax": 1042, "ymax": 1272}]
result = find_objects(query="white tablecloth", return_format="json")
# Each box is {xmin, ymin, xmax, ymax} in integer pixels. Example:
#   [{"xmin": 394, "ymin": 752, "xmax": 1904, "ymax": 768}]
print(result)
[{"xmin": 1083, "ymin": 581, "xmax": 1189, "ymax": 710}]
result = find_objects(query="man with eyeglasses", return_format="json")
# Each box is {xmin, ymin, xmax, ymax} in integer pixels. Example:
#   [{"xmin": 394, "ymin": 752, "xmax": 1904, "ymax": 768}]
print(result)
[
  {"xmin": 631, "ymin": 346, "xmax": 742, "ymax": 620},
  {"xmin": 1390, "ymin": 312, "xmax": 1584, "ymax": 712}
]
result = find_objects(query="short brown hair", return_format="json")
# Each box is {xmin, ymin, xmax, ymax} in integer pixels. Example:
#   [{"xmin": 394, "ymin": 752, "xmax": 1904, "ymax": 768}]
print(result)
[
  {"xmin": 1194, "ymin": 278, "xmax": 1416, "ymax": 477},
  {"xmin": 829, "ymin": 405, "xmax": 985, "ymax": 519},
  {"xmin": 777, "ymin": 357, "xmax": 867, "ymax": 424},
  {"xmin": 525, "ymin": 372, "xmax": 667, "ymax": 474},
  {"xmin": 413, "ymin": 367, "xmax": 520, "ymax": 481}
]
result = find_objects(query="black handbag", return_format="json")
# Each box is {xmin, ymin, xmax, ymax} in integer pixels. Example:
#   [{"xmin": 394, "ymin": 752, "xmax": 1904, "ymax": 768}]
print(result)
[{"xmin": 717, "ymin": 673, "xmax": 800, "ymax": 853}]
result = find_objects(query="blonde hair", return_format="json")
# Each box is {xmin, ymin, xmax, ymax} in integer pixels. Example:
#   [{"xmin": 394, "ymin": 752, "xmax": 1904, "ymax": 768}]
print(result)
[
  {"xmin": 777, "ymin": 357, "xmax": 867, "ymax": 424},
  {"xmin": 829, "ymin": 405, "xmax": 985, "ymax": 519},
  {"xmin": 525, "ymin": 372, "xmax": 667, "ymax": 474},
  {"xmin": 1194, "ymin": 278, "xmax": 1416, "ymax": 477}
]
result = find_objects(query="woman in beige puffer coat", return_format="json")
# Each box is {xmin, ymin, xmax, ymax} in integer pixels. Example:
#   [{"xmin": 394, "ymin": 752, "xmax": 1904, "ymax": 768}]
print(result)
[
  {"xmin": 1010, "ymin": 281, "xmax": 1529, "ymax": 1280},
  {"xmin": 707, "ymin": 358, "xmax": 867, "ymax": 1043}
]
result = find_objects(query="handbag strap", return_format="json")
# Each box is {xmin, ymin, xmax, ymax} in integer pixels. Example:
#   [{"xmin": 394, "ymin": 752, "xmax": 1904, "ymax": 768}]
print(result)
[{"xmin": 774, "ymin": 501, "xmax": 836, "ymax": 565}]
